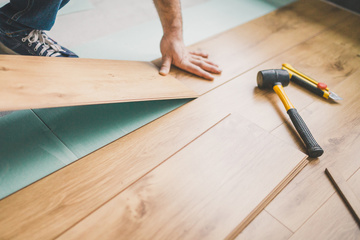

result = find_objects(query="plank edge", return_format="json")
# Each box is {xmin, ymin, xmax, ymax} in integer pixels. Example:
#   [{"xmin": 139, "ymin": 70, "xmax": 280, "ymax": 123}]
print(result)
[{"xmin": 225, "ymin": 156, "xmax": 309, "ymax": 239}]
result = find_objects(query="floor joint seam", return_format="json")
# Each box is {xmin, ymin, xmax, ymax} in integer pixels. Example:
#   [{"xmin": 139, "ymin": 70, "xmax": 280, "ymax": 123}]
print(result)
[
  {"xmin": 265, "ymin": 209, "xmax": 295, "ymax": 234},
  {"xmin": 54, "ymin": 113, "xmax": 231, "ymax": 239},
  {"xmin": 292, "ymin": 191, "xmax": 336, "ymax": 234},
  {"xmin": 31, "ymin": 109, "xmax": 78, "ymax": 161}
]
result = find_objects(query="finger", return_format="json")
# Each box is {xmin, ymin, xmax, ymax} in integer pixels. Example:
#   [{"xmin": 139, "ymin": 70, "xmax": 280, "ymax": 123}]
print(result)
[
  {"xmin": 191, "ymin": 55, "xmax": 220, "ymax": 68},
  {"xmin": 190, "ymin": 58, "xmax": 222, "ymax": 74},
  {"xmin": 159, "ymin": 56, "xmax": 172, "ymax": 76},
  {"xmin": 178, "ymin": 61, "xmax": 214, "ymax": 80},
  {"xmin": 189, "ymin": 51, "xmax": 208, "ymax": 58}
]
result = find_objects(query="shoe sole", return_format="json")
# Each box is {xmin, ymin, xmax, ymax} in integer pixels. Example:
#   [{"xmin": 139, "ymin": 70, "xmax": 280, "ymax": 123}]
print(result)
[
  {"xmin": 0, "ymin": 41, "xmax": 79, "ymax": 57},
  {"xmin": 0, "ymin": 41, "xmax": 19, "ymax": 55}
]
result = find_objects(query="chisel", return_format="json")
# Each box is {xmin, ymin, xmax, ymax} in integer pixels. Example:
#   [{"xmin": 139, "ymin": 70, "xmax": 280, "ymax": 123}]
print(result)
[{"xmin": 282, "ymin": 63, "xmax": 343, "ymax": 101}]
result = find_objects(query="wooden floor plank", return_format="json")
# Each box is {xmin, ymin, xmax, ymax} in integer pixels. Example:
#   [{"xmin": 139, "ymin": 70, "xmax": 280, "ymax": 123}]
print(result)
[
  {"xmin": 266, "ymin": 67, "xmax": 360, "ymax": 232},
  {"xmin": 239, "ymin": 12, "xmax": 360, "ymax": 133},
  {"xmin": 153, "ymin": 0, "xmax": 350, "ymax": 95},
  {"xmin": 290, "ymin": 194, "xmax": 360, "ymax": 240},
  {"xmin": 236, "ymin": 210, "xmax": 293, "ymax": 240},
  {"xmin": 156, "ymin": 12, "xmax": 360, "ymax": 136},
  {"xmin": 289, "ymin": 169, "xmax": 360, "ymax": 240},
  {"xmin": 0, "ymin": 90, "xmax": 228, "ymax": 240},
  {"xmin": 0, "ymin": 1, "xmax": 354, "ymax": 239},
  {"xmin": 325, "ymin": 167, "xmax": 360, "ymax": 226},
  {"xmin": 198, "ymin": 6, "xmax": 360, "ymax": 235},
  {"xmin": 348, "ymin": 168, "xmax": 360, "ymax": 200},
  {"xmin": 57, "ymin": 113, "xmax": 306, "ymax": 240},
  {"xmin": 0, "ymin": 55, "xmax": 198, "ymax": 111}
]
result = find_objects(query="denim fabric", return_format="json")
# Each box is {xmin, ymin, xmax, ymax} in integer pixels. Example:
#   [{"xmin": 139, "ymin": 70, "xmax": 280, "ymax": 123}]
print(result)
[{"xmin": 0, "ymin": 0, "xmax": 69, "ymax": 36}]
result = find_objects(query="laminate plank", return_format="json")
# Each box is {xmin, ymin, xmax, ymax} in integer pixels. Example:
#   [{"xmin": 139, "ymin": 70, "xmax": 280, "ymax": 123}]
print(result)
[
  {"xmin": 0, "ymin": 0, "xmax": 352, "ymax": 238},
  {"xmin": 57, "ymin": 113, "xmax": 306, "ymax": 240},
  {"xmin": 290, "ymin": 169, "xmax": 360, "ymax": 240},
  {"xmin": 226, "ymin": 159, "xmax": 308, "ymax": 240},
  {"xmin": 325, "ymin": 167, "xmax": 360, "ymax": 227},
  {"xmin": 0, "ymin": 55, "xmax": 198, "ymax": 111},
  {"xmin": 235, "ymin": 210, "xmax": 293, "ymax": 240},
  {"xmin": 152, "ymin": 12, "xmax": 360, "ymax": 135},
  {"xmin": 153, "ymin": 0, "xmax": 351, "ymax": 95},
  {"xmin": 210, "ymin": 11, "xmax": 360, "ymax": 234},
  {"xmin": 290, "ymin": 194, "xmax": 360, "ymax": 239},
  {"xmin": 0, "ymin": 89, "xmax": 229, "ymax": 240},
  {"xmin": 348, "ymin": 168, "xmax": 360, "ymax": 201},
  {"xmin": 236, "ymin": 12, "xmax": 360, "ymax": 133},
  {"xmin": 266, "ymin": 68, "xmax": 360, "ymax": 231}
]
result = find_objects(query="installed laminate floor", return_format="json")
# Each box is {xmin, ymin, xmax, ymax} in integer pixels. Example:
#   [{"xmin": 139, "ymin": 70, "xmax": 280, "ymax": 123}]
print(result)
[{"xmin": 1, "ymin": 0, "xmax": 360, "ymax": 239}]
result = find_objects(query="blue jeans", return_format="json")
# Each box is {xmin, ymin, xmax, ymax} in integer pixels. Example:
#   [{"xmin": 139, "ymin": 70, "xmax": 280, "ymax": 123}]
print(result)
[{"xmin": 0, "ymin": 0, "xmax": 69, "ymax": 36}]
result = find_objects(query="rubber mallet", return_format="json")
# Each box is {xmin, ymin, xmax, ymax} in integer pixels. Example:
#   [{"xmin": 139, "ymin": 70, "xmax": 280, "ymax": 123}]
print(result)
[{"xmin": 257, "ymin": 69, "xmax": 324, "ymax": 158}]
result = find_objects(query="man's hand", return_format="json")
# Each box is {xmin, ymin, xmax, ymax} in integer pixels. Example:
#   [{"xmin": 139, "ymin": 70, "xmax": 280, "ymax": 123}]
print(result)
[
  {"xmin": 159, "ymin": 35, "xmax": 222, "ymax": 80},
  {"xmin": 153, "ymin": 0, "xmax": 221, "ymax": 80}
]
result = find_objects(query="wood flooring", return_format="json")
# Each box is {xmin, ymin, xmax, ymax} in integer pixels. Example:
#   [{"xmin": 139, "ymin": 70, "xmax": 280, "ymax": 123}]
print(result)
[
  {"xmin": 0, "ymin": 56, "xmax": 197, "ymax": 111},
  {"xmin": 1, "ymin": 0, "xmax": 360, "ymax": 239}
]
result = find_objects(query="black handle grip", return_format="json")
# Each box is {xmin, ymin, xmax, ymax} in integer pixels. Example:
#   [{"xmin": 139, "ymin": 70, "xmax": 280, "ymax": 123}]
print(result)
[
  {"xmin": 287, "ymin": 108, "xmax": 324, "ymax": 158},
  {"xmin": 291, "ymin": 75, "xmax": 324, "ymax": 98}
]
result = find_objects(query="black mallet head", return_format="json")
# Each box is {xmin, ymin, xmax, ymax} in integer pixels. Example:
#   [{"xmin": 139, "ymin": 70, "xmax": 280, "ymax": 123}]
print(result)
[{"xmin": 257, "ymin": 69, "xmax": 290, "ymax": 89}]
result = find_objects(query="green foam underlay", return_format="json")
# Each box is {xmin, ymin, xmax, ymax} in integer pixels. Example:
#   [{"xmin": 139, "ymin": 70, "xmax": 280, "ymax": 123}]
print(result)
[
  {"xmin": 0, "ymin": 110, "xmax": 77, "ymax": 198},
  {"xmin": 33, "ymin": 99, "xmax": 192, "ymax": 158}
]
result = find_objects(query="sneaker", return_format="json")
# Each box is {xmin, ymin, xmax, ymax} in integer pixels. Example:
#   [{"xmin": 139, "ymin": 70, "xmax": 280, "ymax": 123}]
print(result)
[{"xmin": 0, "ymin": 29, "xmax": 78, "ymax": 57}]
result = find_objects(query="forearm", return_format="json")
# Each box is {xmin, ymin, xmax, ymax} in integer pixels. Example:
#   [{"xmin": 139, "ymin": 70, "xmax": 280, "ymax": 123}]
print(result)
[
  {"xmin": 154, "ymin": 0, "xmax": 221, "ymax": 79},
  {"xmin": 153, "ymin": 0, "xmax": 183, "ymax": 40}
]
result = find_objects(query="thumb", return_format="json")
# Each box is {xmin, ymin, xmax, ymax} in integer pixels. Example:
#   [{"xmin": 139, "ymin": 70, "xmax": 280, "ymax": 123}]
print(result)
[{"xmin": 159, "ymin": 56, "xmax": 171, "ymax": 76}]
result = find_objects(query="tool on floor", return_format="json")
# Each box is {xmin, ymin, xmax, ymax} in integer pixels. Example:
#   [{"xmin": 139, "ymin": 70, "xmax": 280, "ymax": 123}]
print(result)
[
  {"xmin": 257, "ymin": 69, "xmax": 324, "ymax": 158},
  {"xmin": 282, "ymin": 63, "xmax": 343, "ymax": 101},
  {"xmin": 325, "ymin": 167, "xmax": 360, "ymax": 227}
]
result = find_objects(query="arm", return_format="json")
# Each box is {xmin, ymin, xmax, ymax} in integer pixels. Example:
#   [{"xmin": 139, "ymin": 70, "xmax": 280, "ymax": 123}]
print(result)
[{"xmin": 153, "ymin": 0, "xmax": 221, "ymax": 80}]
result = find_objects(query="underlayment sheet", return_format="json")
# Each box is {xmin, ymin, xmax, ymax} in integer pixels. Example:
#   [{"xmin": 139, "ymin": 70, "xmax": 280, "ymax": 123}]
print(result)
[
  {"xmin": 0, "ymin": 100, "xmax": 191, "ymax": 200},
  {"xmin": 33, "ymin": 99, "xmax": 192, "ymax": 158},
  {"xmin": 73, "ymin": 0, "xmax": 296, "ymax": 61},
  {"xmin": 0, "ymin": 110, "xmax": 77, "ymax": 198},
  {"xmin": 0, "ymin": 111, "xmax": 12, "ymax": 117}
]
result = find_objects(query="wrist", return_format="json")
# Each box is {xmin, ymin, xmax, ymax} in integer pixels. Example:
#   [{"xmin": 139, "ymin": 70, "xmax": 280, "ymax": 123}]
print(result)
[
  {"xmin": 162, "ymin": 23, "xmax": 183, "ymax": 39},
  {"xmin": 163, "ymin": 28, "xmax": 183, "ymax": 42}
]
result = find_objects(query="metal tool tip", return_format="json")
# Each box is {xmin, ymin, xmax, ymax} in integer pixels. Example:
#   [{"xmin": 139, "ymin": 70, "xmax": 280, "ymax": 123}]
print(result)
[{"xmin": 329, "ymin": 92, "xmax": 343, "ymax": 101}]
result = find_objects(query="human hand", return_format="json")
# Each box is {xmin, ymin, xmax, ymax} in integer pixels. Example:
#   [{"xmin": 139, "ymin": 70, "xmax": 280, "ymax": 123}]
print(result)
[{"xmin": 159, "ymin": 35, "xmax": 222, "ymax": 80}]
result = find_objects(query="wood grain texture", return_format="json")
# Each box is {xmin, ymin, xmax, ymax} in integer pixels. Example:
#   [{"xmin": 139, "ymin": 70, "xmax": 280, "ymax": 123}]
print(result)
[
  {"xmin": 348, "ymin": 169, "xmax": 360, "ymax": 202},
  {"xmin": 289, "ymin": 193, "xmax": 360, "ymax": 240},
  {"xmin": 226, "ymin": 159, "xmax": 308, "ymax": 239},
  {"xmin": 0, "ymin": 55, "xmax": 198, "ymax": 111},
  {"xmin": 161, "ymin": 8, "xmax": 360, "ymax": 136},
  {"xmin": 0, "ymin": 0, "xmax": 354, "ymax": 239},
  {"xmin": 241, "ymin": 12, "xmax": 360, "ymax": 136},
  {"xmin": 153, "ymin": 0, "xmax": 350, "ymax": 95},
  {"xmin": 57, "ymin": 113, "xmax": 306, "ymax": 240},
  {"xmin": 236, "ymin": 210, "xmax": 293, "ymax": 240},
  {"xmin": 0, "ymin": 88, "xmax": 229, "ymax": 240},
  {"xmin": 325, "ymin": 167, "xmax": 360, "ymax": 227},
  {"xmin": 258, "ymin": 10, "xmax": 360, "ymax": 233},
  {"xmin": 290, "ymin": 168, "xmax": 360, "ymax": 240},
  {"xmin": 267, "ymin": 68, "xmax": 360, "ymax": 232}
]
